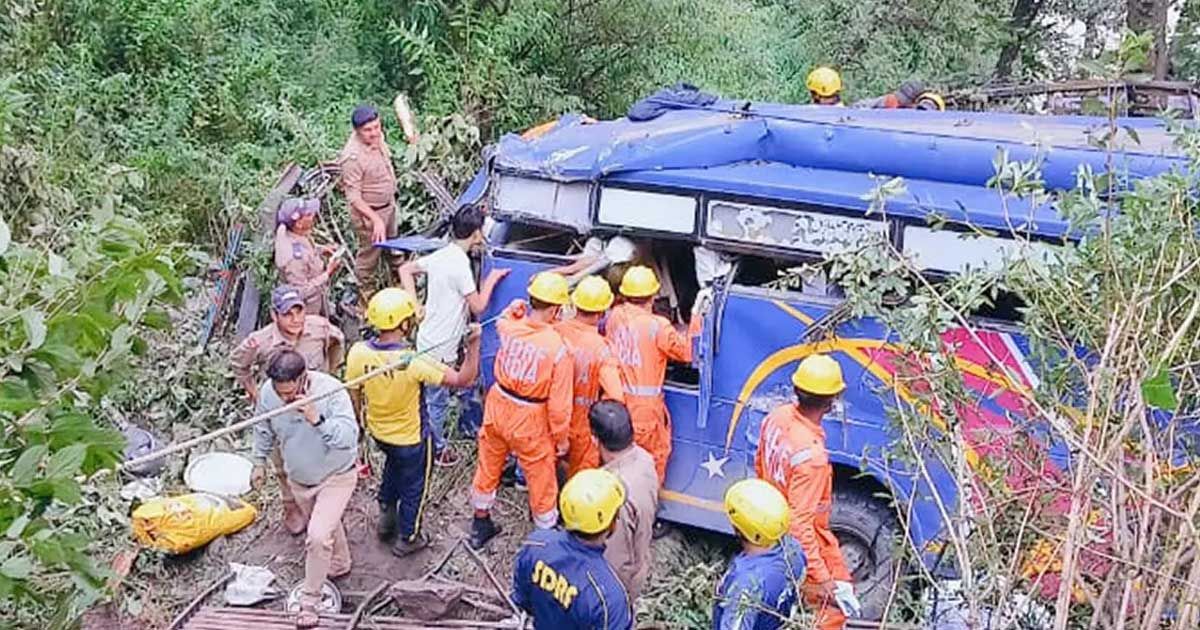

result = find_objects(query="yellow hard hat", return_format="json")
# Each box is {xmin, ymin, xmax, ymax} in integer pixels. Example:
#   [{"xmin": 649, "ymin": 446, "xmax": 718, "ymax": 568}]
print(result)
[
  {"xmin": 366, "ymin": 288, "xmax": 417, "ymax": 331},
  {"xmin": 572, "ymin": 275, "xmax": 615, "ymax": 313},
  {"xmin": 527, "ymin": 271, "xmax": 570, "ymax": 305},
  {"xmin": 724, "ymin": 478, "xmax": 789, "ymax": 546},
  {"xmin": 916, "ymin": 92, "xmax": 946, "ymax": 111},
  {"xmin": 618, "ymin": 265, "xmax": 660, "ymax": 298},
  {"xmin": 791, "ymin": 354, "xmax": 846, "ymax": 395},
  {"xmin": 806, "ymin": 67, "xmax": 843, "ymax": 98},
  {"xmin": 560, "ymin": 468, "xmax": 626, "ymax": 534}
]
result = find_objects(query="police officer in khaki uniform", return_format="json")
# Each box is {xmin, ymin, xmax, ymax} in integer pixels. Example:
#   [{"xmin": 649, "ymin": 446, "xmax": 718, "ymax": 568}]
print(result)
[
  {"xmin": 339, "ymin": 105, "xmax": 402, "ymax": 294},
  {"xmin": 274, "ymin": 197, "xmax": 340, "ymax": 316},
  {"xmin": 230, "ymin": 285, "xmax": 346, "ymax": 534},
  {"xmin": 231, "ymin": 286, "xmax": 346, "ymax": 400}
]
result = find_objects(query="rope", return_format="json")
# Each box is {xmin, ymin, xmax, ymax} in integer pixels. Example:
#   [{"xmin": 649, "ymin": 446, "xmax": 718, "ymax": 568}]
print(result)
[{"xmin": 117, "ymin": 311, "xmax": 505, "ymax": 472}]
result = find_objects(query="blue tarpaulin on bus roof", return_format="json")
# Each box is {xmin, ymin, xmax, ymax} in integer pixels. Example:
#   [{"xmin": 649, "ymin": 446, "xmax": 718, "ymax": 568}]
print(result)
[
  {"xmin": 487, "ymin": 102, "xmax": 1186, "ymax": 194},
  {"xmin": 607, "ymin": 161, "xmax": 1071, "ymax": 237}
]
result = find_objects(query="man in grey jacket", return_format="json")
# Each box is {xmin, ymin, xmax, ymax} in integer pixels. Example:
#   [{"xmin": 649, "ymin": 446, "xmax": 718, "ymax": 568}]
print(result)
[
  {"xmin": 251, "ymin": 350, "xmax": 359, "ymax": 628},
  {"xmin": 590, "ymin": 400, "xmax": 658, "ymax": 603}
]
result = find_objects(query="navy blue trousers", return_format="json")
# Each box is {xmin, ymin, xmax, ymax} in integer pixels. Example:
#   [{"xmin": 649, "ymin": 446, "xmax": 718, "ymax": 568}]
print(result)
[{"xmin": 375, "ymin": 437, "xmax": 432, "ymax": 541}]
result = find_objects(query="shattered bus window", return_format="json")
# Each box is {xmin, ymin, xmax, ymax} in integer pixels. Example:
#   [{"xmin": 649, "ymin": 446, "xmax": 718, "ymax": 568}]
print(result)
[{"xmin": 498, "ymin": 223, "xmax": 580, "ymax": 255}]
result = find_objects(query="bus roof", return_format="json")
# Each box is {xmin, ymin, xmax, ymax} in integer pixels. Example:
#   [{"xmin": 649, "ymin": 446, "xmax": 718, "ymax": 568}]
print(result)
[
  {"xmin": 493, "ymin": 102, "xmax": 1185, "ymax": 186},
  {"xmin": 472, "ymin": 100, "xmax": 1190, "ymax": 241}
]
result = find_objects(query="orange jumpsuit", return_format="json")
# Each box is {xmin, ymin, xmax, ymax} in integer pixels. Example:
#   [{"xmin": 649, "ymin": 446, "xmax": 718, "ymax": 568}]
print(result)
[
  {"xmin": 554, "ymin": 318, "xmax": 625, "ymax": 478},
  {"xmin": 756, "ymin": 403, "xmax": 852, "ymax": 630},
  {"xmin": 471, "ymin": 313, "xmax": 573, "ymax": 528},
  {"xmin": 605, "ymin": 303, "xmax": 701, "ymax": 483}
]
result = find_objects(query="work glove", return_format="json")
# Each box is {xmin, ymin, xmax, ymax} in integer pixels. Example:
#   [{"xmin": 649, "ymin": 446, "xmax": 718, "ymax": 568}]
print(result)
[{"xmin": 833, "ymin": 580, "xmax": 862, "ymax": 618}]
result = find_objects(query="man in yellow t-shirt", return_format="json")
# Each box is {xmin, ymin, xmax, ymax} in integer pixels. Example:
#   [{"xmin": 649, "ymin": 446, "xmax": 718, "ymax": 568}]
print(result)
[{"xmin": 345, "ymin": 288, "xmax": 481, "ymax": 556}]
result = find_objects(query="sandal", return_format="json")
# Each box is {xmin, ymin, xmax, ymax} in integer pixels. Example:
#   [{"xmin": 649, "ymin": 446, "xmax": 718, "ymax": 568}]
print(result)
[{"xmin": 294, "ymin": 603, "xmax": 320, "ymax": 629}]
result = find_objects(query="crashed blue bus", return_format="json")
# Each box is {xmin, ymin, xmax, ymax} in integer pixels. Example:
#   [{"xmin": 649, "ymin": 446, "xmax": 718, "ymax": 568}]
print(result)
[{"xmin": 384, "ymin": 99, "xmax": 1186, "ymax": 618}]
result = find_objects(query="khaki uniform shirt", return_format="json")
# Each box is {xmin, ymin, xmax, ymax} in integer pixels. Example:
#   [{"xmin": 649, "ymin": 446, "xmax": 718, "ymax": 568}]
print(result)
[
  {"xmin": 274, "ymin": 224, "xmax": 329, "ymax": 315},
  {"xmin": 339, "ymin": 133, "xmax": 396, "ymax": 209},
  {"xmin": 602, "ymin": 445, "xmax": 659, "ymax": 601},
  {"xmin": 230, "ymin": 315, "xmax": 345, "ymax": 385}
]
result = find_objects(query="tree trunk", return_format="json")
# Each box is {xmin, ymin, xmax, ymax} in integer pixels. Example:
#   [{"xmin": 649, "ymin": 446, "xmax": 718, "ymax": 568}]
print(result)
[
  {"xmin": 1128, "ymin": 0, "xmax": 1172, "ymax": 79},
  {"xmin": 995, "ymin": 0, "xmax": 1044, "ymax": 81},
  {"xmin": 1152, "ymin": 0, "xmax": 1171, "ymax": 78}
]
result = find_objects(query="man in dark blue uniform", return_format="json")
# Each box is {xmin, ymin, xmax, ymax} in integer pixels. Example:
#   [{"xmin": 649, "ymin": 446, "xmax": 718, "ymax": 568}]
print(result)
[
  {"xmin": 713, "ymin": 478, "xmax": 808, "ymax": 630},
  {"xmin": 512, "ymin": 468, "xmax": 633, "ymax": 630}
]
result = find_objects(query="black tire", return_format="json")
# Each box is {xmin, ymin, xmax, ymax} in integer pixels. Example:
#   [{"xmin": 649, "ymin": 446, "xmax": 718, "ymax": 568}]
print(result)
[{"xmin": 829, "ymin": 483, "xmax": 902, "ymax": 621}]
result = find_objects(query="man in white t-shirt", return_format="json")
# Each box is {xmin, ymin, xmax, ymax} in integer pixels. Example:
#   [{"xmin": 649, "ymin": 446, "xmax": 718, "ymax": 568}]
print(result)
[{"xmin": 398, "ymin": 207, "xmax": 508, "ymax": 466}]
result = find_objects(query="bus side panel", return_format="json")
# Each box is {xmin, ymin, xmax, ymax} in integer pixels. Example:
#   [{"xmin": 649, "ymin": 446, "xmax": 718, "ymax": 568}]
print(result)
[
  {"xmin": 659, "ymin": 391, "xmax": 737, "ymax": 532},
  {"xmin": 697, "ymin": 289, "xmax": 955, "ymax": 553},
  {"xmin": 660, "ymin": 291, "xmax": 842, "ymax": 530},
  {"xmin": 659, "ymin": 440, "xmax": 744, "ymax": 534}
]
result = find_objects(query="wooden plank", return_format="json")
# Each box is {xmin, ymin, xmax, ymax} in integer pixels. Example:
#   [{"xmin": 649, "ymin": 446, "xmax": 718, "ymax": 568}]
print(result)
[
  {"xmin": 183, "ymin": 611, "xmax": 301, "ymax": 630},
  {"xmin": 185, "ymin": 621, "xmax": 341, "ymax": 629},
  {"xmin": 184, "ymin": 619, "xmax": 295, "ymax": 624},
  {"xmin": 182, "ymin": 610, "xmax": 398, "ymax": 630},
  {"xmin": 182, "ymin": 607, "xmax": 519, "ymax": 630},
  {"xmin": 183, "ymin": 618, "xmax": 289, "ymax": 629},
  {"xmin": 187, "ymin": 609, "xmax": 352, "ymax": 624},
  {"xmin": 191, "ymin": 608, "xmax": 315, "ymax": 618},
  {"xmin": 235, "ymin": 162, "xmax": 303, "ymax": 340}
]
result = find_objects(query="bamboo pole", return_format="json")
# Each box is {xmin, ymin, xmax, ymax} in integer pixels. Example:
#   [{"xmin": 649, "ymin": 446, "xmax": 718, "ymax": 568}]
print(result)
[
  {"xmin": 118, "ymin": 352, "xmax": 413, "ymax": 471},
  {"xmin": 117, "ymin": 312, "xmax": 502, "ymax": 473}
]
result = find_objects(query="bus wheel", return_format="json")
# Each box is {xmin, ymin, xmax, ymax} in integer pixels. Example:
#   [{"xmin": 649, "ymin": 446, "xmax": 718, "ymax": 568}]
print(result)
[{"xmin": 829, "ymin": 484, "xmax": 902, "ymax": 621}]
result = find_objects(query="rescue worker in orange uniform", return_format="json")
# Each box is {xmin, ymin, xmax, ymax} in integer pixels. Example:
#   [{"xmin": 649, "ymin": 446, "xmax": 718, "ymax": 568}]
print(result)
[
  {"xmin": 557, "ymin": 276, "xmax": 626, "ymax": 478},
  {"xmin": 853, "ymin": 80, "xmax": 946, "ymax": 111},
  {"xmin": 470, "ymin": 272, "xmax": 575, "ymax": 549},
  {"xmin": 605, "ymin": 266, "xmax": 703, "ymax": 483},
  {"xmin": 755, "ymin": 354, "xmax": 862, "ymax": 630}
]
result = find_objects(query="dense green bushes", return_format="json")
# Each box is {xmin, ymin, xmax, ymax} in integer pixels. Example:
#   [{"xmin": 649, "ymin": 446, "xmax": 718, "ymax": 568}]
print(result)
[
  {"xmin": 6, "ymin": 0, "xmax": 1192, "ymax": 625},
  {"xmin": 0, "ymin": 0, "xmax": 1017, "ymax": 243},
  {"xmin": 3, "ymin": 0, "xmax": 382, "ymax": 241},
  {"xmin": 0, "ymin": 1, "xmax": 806, "ymax": 623},
  {"xmin": 0, "ymin": 143, "xmax": 185, "ymax": 626}
]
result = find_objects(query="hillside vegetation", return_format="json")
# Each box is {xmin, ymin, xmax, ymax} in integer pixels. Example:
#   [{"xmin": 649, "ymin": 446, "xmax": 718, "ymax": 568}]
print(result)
[{"xmin": 4, "ymin": 0, "xmax": 1200, "ymax": 628}]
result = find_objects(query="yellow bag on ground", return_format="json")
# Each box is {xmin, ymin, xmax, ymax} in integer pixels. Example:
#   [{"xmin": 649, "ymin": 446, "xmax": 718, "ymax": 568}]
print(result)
[{"xmin": 132, "ymin": 492, "xmax": 257, "ymax": 554}]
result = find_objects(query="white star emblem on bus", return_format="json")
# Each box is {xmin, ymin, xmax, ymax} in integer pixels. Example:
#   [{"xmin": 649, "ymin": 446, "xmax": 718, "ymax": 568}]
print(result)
[{"xmin": 699, "ymin": 452, "xmax": 729, "ymax": 479}]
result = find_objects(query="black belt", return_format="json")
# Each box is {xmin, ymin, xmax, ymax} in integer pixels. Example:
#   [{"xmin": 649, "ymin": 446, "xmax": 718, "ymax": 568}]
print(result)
[{"xmin": 498, "ymin": 383, "xmax": 548, "ymax": 405}]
